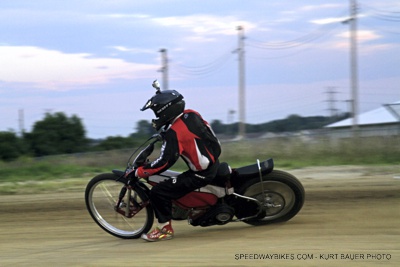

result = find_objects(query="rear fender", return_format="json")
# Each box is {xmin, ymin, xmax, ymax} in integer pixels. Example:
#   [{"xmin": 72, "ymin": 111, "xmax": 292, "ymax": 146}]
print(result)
[{"xmin": 231, "ymin": 158, "xmax": 274, "ymax": 187}]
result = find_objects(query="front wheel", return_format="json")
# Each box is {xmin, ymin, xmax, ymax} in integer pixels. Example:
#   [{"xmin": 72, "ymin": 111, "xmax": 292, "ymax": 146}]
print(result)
[
  {"xmin": 85, "ymin": 173, "xmax": 154, "ymax": 239},
  {"xmin": 236, "ymin": 170, "xmax": 305, "ymax": 225}
]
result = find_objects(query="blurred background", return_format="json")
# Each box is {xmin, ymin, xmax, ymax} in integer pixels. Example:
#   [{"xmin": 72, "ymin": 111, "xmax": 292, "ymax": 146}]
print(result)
[{"xmin": 0, "ymin": 1, "xmax": 399, "ymax": 188}]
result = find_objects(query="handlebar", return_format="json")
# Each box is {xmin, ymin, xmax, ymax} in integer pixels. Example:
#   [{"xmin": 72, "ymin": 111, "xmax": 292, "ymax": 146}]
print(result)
[{"xmin": 126, "ymin": 133, "xmax": 163, "ymax": 170}]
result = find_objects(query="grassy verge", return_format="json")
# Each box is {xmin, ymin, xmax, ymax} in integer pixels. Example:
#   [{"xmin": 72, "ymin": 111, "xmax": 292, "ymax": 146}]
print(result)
[
  {"xmin": 1, "ymin": 136, "xmax": 399, "ymax": 195},
  {"xmin": 220, "ymin": 136, "xmax": 400, "ymax": 169}
]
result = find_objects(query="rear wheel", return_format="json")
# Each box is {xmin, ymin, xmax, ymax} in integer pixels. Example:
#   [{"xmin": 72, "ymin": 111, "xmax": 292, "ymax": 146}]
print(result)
[
  {"xmin": 236, "ymin": 170, "xmax": 305, "ymax": 225},
  {"xmin": 85, "ymin": 173, "xmax": 154, "ymax": 239}
]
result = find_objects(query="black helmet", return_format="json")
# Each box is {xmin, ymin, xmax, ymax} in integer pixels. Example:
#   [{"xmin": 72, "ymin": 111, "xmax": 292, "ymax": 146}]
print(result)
[{"xmin": 141, "ymin": 89, "xmax": 185, "ymax": 130}]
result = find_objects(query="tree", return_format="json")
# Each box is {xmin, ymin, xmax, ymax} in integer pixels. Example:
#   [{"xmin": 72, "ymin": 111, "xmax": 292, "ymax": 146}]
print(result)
[
  {"xmin": 28, "ymin": 112, "xmax": 88, "ymax": 156},
  {"xmin": 0, "ymin": 131, "xmax": 24, "ymax": 161},
  {"xmin": 210, "ymin": 120, "xmax": 225, "ymax": 134},
  {"xmin": 135, "ymin": 120, "xmax": 155, "ymax": 137},
  {"xmin": 94, "ymin": 136, "xmax": 136, "ymax": 151}
]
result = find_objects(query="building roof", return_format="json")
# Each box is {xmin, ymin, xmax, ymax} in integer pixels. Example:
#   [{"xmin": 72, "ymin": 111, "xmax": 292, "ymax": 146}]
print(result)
[{"xmin": 325, "ymin": 101, "xmax": 400, "ymax": 128}]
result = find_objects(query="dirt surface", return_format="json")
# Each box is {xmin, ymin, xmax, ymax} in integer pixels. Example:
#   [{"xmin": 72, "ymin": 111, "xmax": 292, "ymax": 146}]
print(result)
[{"xmin": 0, "ymin": 166, "xmax": 399, "ymax": 267}]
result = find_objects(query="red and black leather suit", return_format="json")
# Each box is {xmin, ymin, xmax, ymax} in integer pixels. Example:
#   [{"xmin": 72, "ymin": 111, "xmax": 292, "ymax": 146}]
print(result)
[{"xmin": 136, "ymin": 109, "xmax": 221, "ymax": 223}]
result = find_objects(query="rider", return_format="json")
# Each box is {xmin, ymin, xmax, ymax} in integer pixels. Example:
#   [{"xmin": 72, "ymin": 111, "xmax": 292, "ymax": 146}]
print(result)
[{"xmin": 132, "ymin": 85, "xmax": 221, "ymax": 242}]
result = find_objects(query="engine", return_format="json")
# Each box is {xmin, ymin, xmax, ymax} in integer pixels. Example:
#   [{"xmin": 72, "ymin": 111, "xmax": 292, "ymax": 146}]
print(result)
[{"xmin": 188, "ymin": 203, "xmax": 235, "ymax": 227}]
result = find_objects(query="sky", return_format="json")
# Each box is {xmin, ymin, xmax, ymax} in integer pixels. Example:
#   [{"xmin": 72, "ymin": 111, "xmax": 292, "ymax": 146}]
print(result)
[{"xmin": 1, "ymin": 0, "xmax": 399, "ymax": 139}]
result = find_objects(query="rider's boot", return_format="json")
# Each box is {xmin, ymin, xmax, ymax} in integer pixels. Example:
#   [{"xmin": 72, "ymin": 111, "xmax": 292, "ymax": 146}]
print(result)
[{"xmin": 141, "ymin": 221, "xmax": 174, "ymax": 242}]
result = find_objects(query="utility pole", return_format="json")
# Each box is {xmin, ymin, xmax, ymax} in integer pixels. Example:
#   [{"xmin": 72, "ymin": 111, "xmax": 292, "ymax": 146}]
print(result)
[
  {"xmin": 237, "ymin": 26, "xmax": 246, "ymax": 139},
  {"xmin": 349, "ymin": 0, "xmax": 359, "ymax": 133},
  {"xmin": 325, "ymin": 87, "xmax": 338, "ymax": 117},
  {"xmin": 227, "ymin": 109, "xmax": 236, "ymax": 136},
  {"xmin": 342, "ymin": 0, "xmax": 359, "ymax": 135},
  {"xmin": 345, "ymin": 99, "xmax": 353, "ymax": 117},
  {"xmin": 18, "ymin": 109, "xmax": 25, "ymax": 136},
  {"xmin": 159, "ymin": 48, "xmax": 168, "ymax": 90}
]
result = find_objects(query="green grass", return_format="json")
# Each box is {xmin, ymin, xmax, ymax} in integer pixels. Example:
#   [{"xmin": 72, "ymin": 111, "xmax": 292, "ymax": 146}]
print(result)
[
  {"xmin": 221, "ymin": 137, "xmax": 400, "ymax": 168},
  {"xmin": 1, "ymin": 136, "xmax": 399, "ymax": 195},
  {"xmin": 0, "ymin": 160, "xmax": 107, "ymax": 183}
]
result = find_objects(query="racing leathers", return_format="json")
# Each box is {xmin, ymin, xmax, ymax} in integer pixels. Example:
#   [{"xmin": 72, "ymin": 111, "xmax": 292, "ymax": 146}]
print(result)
[{"xmin": 135, "ymin": 109, "xmax": 221, "ymax": 223}]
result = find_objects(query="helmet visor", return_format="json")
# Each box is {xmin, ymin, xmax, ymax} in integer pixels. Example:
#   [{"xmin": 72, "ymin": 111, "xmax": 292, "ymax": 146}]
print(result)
[{"xmin": 140, "ymin": 99, "xmax": 153, "ymax": 111}]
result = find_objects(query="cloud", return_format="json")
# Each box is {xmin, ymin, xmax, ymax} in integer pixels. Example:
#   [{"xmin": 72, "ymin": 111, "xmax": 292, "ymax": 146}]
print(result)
[
  {"xmin": 94, "ymin": 13, "xmax": 150, "ymax": 20},
  {"xmin": 300, "ymin": 4, "xmax": 344, "ymax": 12},
  {"xmin": 151, "ymin": 14, "xmax": 257, "ymax": 37},
  {"xmin": 330, "ymin": 30, "xmax": 396, "ymax": 54},
  {"xmin": 111, "ymin": 46, "xmax": 155, "ymax": 54},
  {"xmin": 311, "ymin": 13, "xmax": 369, "ymax": 25},
  {"xmin": 311, "ymin": 16, "xmax": 349, "ymax": 25},
  {"xmin": 281, "ymin": 3, "xmax": 345, "ymax": 18},
  {"xmin": 336, "ymin": 30, "xmax": 382, "ymax": 42},
  {"xmin": 0, "ymin": 46, "xmax": 158, "ymax": 90},
  {"xmin": 97, "ymin": 12, "xmax": 257, "ymax": 37}
]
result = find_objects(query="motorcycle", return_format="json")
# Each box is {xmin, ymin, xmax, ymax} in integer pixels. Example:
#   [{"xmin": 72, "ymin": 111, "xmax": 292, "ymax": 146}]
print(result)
[{"xmin": 85, "ymin": 134, "xmax": 305, "ymax": 239}]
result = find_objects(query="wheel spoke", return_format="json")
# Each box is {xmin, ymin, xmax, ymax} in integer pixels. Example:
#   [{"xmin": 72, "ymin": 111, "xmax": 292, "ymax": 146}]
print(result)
[
  {"xmin": 98, "ymin": 182, "xmax": 117, "ymax": 207},
  {"xmin": 85, "ymin": 174, "xmax": 153, "ymax": 239},
  {"xmin": 239, "ymin": 170, "xmax": 305, "ymax": 225},
  {"xmin": 246, "ymin": 181, "xmax": 295, "ymax": 220}
]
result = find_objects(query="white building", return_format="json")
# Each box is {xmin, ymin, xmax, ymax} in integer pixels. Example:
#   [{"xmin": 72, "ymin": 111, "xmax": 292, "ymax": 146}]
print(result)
[{"xmin": 325, "ymin": 101, "xmax": 400, "ymax": 138}]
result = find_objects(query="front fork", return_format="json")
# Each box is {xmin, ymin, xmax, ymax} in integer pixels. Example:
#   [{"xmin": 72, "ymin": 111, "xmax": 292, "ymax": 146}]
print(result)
[{"xmin": 114, "ymin": 182, "xmax": 149, "ymax": 218}]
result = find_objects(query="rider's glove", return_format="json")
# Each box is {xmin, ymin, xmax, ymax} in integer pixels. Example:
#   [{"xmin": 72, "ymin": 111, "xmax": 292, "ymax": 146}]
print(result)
[
  {"xmin": 124, "ymin": 166, "xmax": 149, "ymax": 181},
  {"xmin": 135, "ymin": 166, "xmax": 150, "ymax": 181}
]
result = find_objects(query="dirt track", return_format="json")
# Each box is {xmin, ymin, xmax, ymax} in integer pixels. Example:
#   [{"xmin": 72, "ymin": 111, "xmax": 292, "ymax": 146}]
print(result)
[{"xmin": 0, "ymin": 166, "xmax": 399, "ymax": 267}]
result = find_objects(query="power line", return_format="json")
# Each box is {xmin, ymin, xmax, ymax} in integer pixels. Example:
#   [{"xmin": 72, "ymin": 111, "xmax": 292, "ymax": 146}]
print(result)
[
  {"xmin": 171, "ymin": 50, "xmax": 234, "ymax": 78},
  {"xmin": 358, "ymin": 21, "xmax": 400, "ymax": 35},
  {"xmin": 246, "ymin": 10, "xmax": 346, "ymax": 50},
  {"xmin": 246, "ymin": 45, "xmax": 315, "ymax": 60},
  {"xmin": 361, "ymin": 3, "xmax": 400, "ymax": 22}
]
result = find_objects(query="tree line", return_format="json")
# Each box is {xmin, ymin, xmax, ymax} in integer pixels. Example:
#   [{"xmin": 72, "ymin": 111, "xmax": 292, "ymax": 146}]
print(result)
[
  {"xmin": 211, "ymin": 113, "xmax": 348, "ymax": 136},
  {"xmin": 0, "ymin": 111, "xmax": 348, "ymax": 161}
]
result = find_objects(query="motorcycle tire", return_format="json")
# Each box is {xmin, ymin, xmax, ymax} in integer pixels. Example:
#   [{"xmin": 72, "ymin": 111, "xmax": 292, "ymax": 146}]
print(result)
[
  {"xmin": 85, "ymin": 173, "xmax": 154, "ymax": 239},
  {"xmin": 236, "ymin": 170, "xmax": 305, "ymax": 226}
]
